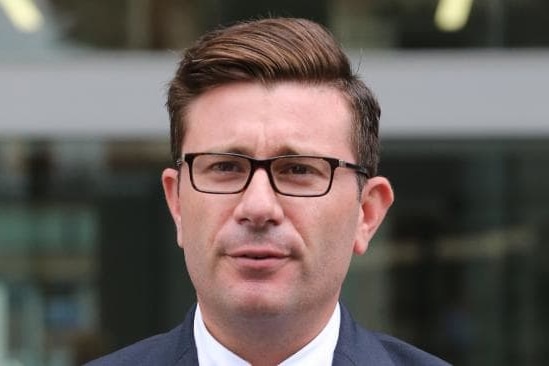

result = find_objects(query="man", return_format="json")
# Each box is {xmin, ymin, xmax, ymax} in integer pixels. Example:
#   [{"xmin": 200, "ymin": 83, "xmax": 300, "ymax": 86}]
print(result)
[{"xmin": 88, "ymin": 18, "xmax": 449, "ymax": 365}]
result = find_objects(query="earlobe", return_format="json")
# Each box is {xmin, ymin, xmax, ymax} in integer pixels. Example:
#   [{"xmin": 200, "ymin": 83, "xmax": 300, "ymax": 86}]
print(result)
[
  {"xmin": 353, "ymin": 176, "xmax": 394, "ymax": 255},
  {"xmin": 161, "ymin": 168, "xmax": 184, "ymax": 248}
]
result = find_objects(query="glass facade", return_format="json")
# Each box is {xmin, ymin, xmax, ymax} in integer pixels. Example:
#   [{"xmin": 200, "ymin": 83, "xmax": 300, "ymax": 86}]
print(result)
[
  {"xmin": 2, "ymin": 0, "xmax": 549, "ymax": 60},
  {"xmin": 1, "ymin": 1, "xmax": 549, "ymax": 365},
  {"xmin": 346, "ymin": 139, "xmax": 549, "ymax": 365},
  {"xmin": 1, "ymin": 139, "xmax": 548, "ymax": 365}
]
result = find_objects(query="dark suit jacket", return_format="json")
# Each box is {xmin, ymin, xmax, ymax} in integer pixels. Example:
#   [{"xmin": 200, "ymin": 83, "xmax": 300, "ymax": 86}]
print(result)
[{"xmin": 85, "ymin": 304, "xmax": 450, "ymax": 365}]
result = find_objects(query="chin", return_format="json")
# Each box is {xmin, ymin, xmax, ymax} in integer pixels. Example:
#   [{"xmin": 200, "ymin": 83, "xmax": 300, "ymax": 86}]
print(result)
[{"xmin": 231, "ymin": 293, "xmax": 289, "ymax": 319}]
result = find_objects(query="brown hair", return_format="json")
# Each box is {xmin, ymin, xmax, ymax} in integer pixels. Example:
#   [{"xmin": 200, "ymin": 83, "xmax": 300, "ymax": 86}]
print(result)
[{"xmin": 167, "ymin": 17, "xmax": 381, "ymax": 178}]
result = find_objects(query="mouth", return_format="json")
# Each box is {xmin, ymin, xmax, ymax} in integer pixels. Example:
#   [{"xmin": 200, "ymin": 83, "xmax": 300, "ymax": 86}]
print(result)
[
  {"xmin": 226, "ymin": 248, "xmax": 290, "ymax": 272},
  {"xmin": 240, "ymin": 253, "xmax": 282, "ymax": 260},
  {"xmin": 228, "ymin": 246, "xmax": 288, "ymax": 258}
]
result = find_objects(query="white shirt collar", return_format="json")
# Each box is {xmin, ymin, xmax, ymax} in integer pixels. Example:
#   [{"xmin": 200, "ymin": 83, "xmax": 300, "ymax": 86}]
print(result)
[{"xmin": 194, "ymin": 303, "xmax": 341, "ymax": 366}]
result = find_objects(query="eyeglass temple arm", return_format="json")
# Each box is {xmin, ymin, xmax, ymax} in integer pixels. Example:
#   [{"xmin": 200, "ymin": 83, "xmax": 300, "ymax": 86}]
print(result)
[{"xmin": 339, "ymin": 160, "xmax": 370, "ymax": 177}]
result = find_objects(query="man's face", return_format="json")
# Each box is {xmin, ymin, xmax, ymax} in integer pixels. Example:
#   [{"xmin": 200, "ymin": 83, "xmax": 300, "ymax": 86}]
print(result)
[{"xmin": 162, "ymin": 81, "xmax": 392, "ymax": 323}]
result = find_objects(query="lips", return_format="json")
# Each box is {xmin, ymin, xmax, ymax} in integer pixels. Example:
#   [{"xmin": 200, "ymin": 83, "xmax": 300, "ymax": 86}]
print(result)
[
  {"xmin": 226, "ymin": 247, "xmax": 291, "ymax": 273},
  {"xmin": 229, "ymin": 247, "xmax": 287, "ymax": 259}
]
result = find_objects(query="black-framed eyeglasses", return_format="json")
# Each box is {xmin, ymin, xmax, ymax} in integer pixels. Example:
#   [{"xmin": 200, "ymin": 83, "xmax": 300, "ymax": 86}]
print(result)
[{"xmin": 175, "ymin": 152, "xmax": 370, "ymax": 197}]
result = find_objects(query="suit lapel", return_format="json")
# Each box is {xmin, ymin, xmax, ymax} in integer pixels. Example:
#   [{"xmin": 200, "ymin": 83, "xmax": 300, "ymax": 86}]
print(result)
[
  {"xmin": 332, "ymin": 304, "xmax": 395, "ymax": 366},
  {"xmin": 171, "ymin": 303, "xmax": 396, "ymax": 366},
  {"xmin": 173, "ymin": 305, "xmax": 199, "ymax": 366}
]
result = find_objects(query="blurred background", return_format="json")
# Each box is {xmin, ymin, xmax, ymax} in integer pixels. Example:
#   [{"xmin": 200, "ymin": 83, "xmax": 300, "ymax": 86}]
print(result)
[{"xmin": 1, "ymin": 0, "xmax": 548, "ymax": 365}]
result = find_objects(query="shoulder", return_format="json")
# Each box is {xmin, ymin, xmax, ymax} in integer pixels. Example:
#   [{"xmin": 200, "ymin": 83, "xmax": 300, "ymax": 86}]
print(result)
[
  {"xmin": 84, "ymin": 323, "xmax": 193, "ymax": 366},
  {"xmin": 371, "ymin": 331, "xmax": 451, "ymax": 366},
  {"xmin": 84, "ymin": 307, "xmax": 197, "ymax": 366},
  {"xmin": 334, "ymin": 304, "xmax": 450, "ymax": 366}
]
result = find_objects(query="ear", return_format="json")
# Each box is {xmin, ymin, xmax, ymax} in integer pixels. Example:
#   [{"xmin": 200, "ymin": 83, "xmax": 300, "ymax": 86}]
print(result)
[
  {"xmin": 353, "ymin": 176, "xmax": 394, "ymax": 255},
  {"xmin": 161, "ymin": 168, "xmax": 184, "ymax": 249}
]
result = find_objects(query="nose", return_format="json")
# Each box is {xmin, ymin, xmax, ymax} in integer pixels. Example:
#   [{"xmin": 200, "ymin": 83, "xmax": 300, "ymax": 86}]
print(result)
[{"xmin": 233, "ymin": 168, "xmax": 284, "ymax": 228}]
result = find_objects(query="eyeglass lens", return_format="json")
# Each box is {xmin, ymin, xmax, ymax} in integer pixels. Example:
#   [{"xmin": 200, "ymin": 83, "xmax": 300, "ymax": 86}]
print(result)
[{"xmin": 190, "ymin": 154, "xmax": 333, "ymax": 196}]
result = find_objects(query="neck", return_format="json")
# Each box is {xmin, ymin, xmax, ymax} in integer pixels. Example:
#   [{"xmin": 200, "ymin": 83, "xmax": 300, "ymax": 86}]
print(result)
[{"xmin": 199, "ymin": 302, "xmax": 338, "ymax": 366}]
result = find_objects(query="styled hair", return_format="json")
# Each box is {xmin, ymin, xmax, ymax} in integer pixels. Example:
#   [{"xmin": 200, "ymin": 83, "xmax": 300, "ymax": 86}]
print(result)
[{"xmin": 167, "ymin": 17, "xmax": 381, "ymax": 178}]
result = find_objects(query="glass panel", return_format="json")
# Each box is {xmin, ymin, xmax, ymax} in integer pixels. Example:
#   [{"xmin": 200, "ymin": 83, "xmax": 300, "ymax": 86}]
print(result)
[
  {"xmin": 342, "ymin": 139, "xmax": 549, "ymax": 365},
  {"xmin": 1, "ymin": 138, "xmax": 548, "ymax": 365},
  {"xmin": 1, "ymin": 0, "xmax": 549, "ymax": 59},
  {"xmin": 0, "ymin": 139, "xmax": 181, "ymax": 366}
]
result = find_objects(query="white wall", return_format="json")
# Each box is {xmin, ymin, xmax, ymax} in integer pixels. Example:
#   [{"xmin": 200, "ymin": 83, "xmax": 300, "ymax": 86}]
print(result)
[{"xmin": 1, "ymin": 50, "xmax": 548, "ymax": 138}]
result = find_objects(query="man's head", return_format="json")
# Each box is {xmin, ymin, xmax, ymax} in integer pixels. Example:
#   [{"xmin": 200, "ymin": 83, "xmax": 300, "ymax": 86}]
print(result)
[
  {"xmin": 167, "ymin": 17, "xmax": 381, "ymax": 179},
  {"xmin": 161, "ymin": 18, "xmax": 393, "ymax": 360}
]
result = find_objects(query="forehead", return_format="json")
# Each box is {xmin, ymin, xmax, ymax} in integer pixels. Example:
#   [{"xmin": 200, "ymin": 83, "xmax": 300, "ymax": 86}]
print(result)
[{"xmin": 183, "ymin": 81, "xmax": 354, "ymax": 158}]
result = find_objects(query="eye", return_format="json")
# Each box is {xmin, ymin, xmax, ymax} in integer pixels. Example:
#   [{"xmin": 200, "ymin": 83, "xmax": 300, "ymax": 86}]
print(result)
[
  {"xmin": 208, "ymin": 160, "xmax": 246, "ymax": 173},
  {"xmin": 276, "ymin": 158, "xmax": 326, "ymax": 177},
  {"xmin": 206, "ymin": 158, "xmax": 248, "ymax": 174},
  {"xmin": 273, "ymin": 157, "xmax": 332, "ymax": 182},
  {"xmin": 193, "ymin": 154, "xmax": 249, "ymax": 175},
  {"xmin": 281, "ymin": 163, "xmax": 316, "ymax": 175}
]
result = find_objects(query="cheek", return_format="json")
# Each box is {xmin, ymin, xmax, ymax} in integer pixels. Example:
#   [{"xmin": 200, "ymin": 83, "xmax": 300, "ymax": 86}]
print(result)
[
  {"xmin": 293, "ymin": 202, "xmax": 357, "ymax": 300},
  {"xmin": 314, "ymin": 201, "xmax": 360, "ymax": 264},
  {"xmin": 178, "ymin": 193, "xmax": 211, "ymax": 251},
  {"xmin": 179, "ymin": 193, "xmax": 235, "ymax": 250},
  {"xmin": 178, "ymin": 197, "xmax": 220, "ymax": 284},
  {"xmin": 292, "ymin": 198, "xmax": 360, "ymax": 256},
  {"xmin": 307, "ymin": 196, "xmax": 360, "ymax": 235}
]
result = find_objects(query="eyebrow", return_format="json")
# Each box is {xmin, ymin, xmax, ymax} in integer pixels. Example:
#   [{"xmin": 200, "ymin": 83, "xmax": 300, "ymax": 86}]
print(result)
[{"xmin": 206, "ymin": 145, "xmax": 319, "ymax": 158}]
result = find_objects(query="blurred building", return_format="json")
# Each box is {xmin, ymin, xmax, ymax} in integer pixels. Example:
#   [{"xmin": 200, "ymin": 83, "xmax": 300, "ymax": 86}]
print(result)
[{"xmin": 1, "ymin": 1, "xmax": 548, "ymax": 365}]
